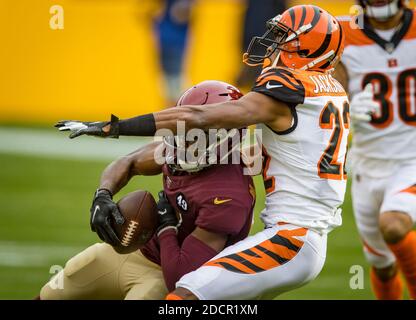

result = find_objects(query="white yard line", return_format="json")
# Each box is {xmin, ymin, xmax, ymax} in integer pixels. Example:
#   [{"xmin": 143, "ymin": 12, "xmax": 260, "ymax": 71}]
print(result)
[
  {"xmin": 0, "ymin": 127, "xmax": 154, "ymax": 161},
  {"xmin": 0, "ymin": 241, "xmax": 85, "ymax": 267},
  {"xmin": 0, "ymin": 128, "xmax": 153, "ymax": 268}
]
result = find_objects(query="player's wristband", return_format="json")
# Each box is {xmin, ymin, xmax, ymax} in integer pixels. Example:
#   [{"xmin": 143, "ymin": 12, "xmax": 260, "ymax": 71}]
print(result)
[
  {"xmin": 95, "ymin": 188, "xmax": 113, "ymax": 199},
  {"xmin": 157, "ymin": 226, "xmax": 178, "ymax": 237},
  {"xmin": 118, "ymin": 113, "xmax": 156, "ymax": 137}
]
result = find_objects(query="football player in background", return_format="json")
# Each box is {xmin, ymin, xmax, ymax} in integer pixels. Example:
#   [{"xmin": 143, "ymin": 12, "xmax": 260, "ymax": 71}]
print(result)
[
  {"xmin": 235, "ymin": 0, "xmax": 287, "ymax": 90},
  {"xmin": 41, "ymin": 81, "xmax": 255, "ymax": 299},
  {"xmin": 57, "ymin": 5, "xmax": 350, "ymax": 300},
  {"xmin": 336, "ymin": 0, "xmax": 416, "ymax": 300}
]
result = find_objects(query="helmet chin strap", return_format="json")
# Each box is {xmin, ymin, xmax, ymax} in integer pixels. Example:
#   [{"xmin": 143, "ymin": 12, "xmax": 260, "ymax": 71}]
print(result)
[
  {"xmin": 365, "ymin": 0, "xmax": 400, "ymax": 21},
  {"xmin": 260, "ymin": 52, "xmax": 281, "ymax": 74},
  {"xmin": 271, "ymin": 52, "xmax": 281, "ymax": 68}
]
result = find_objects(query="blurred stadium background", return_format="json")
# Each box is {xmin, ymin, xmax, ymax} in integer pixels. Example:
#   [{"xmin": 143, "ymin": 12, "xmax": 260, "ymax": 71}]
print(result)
[{"xmin": 0, "ymin": 0, "xmax": 413, "ymax": 299}]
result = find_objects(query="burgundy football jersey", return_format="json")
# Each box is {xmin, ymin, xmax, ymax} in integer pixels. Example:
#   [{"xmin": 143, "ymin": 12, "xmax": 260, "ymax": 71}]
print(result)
[{"xmin": 140, "ymin": 164, "xmax": 255, "ymax": 265}]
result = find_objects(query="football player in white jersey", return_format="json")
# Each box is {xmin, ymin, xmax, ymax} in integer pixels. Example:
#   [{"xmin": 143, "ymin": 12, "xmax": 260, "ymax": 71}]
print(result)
[
  {"xmin": 336, "ymin": 0, "xmax": 416, "ymax": 300},
  {"xmin": 57, "ymin": 5, "xmax": 349, "ymax": 299}
]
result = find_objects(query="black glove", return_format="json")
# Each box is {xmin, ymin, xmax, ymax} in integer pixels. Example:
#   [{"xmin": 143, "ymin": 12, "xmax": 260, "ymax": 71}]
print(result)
[
  {"xmin": 55, "ymin": 114, "xmax": 120, "ymax": 139},
  {"xmin": 156, "ymin": 191, "xmax": 179, "ymax": 237},
  {"xmin": 90, "ymin": 188, "xmax": 125, "ymax": 246}
]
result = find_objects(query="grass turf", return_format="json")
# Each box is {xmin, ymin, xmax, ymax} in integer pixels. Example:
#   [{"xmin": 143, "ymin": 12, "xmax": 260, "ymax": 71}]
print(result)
[{"xmin": 0, "ymin": 152, "xmax": 387, "ymax": 299}]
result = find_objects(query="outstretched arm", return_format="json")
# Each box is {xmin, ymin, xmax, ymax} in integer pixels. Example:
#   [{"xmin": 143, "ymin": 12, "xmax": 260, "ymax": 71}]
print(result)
[
  {"xmin": 153, "ymin": 91, "xmax": 281, "ymax": 132},
  {"xmin": 56, "ymin": 92, "xmax": 292, "ymax": 138}
]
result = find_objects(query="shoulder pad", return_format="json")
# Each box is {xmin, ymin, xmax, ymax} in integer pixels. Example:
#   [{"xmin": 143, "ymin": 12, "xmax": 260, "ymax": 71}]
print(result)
[{"xmin": 251, "ymin": 67, "xmax": 305, "ymax": 105}]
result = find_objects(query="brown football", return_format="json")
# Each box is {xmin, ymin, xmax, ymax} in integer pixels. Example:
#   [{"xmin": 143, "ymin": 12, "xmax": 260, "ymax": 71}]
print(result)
[{"xmin": 111, "ymin": 190, "xmax": 158, "ymax": 254}]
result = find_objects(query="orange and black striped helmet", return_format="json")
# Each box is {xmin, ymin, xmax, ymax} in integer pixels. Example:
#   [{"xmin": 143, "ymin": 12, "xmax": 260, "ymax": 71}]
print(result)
[{"xmin": 243, "ymin": 5, "xmax": 345, "ymax": 72}]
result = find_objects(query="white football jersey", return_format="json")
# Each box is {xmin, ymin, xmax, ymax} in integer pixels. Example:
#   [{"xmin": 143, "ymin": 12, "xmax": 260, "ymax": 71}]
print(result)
[
  {"xmin": 339, "ymin": 9, "xmax": 416, "ymax": 160},
  {"xmin": 252, "ymin": 67, "xmax": 350, "ymax": 234}
]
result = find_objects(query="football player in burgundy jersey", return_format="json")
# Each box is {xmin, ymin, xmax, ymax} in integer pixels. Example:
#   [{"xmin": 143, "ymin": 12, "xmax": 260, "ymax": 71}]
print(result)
[
  {"xmin": 56, "ymin": 5, "xmax": 349, "ymax": 300},
  {"xmin": 40, "ymin": 81, "xmax": 255, "ymax": 299}
]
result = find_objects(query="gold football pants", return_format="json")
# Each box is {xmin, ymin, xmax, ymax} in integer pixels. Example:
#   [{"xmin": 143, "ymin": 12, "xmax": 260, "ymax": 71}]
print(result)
[{"xmin": 40, "ymin": 243, "xmax": 167, "ymax": 300}]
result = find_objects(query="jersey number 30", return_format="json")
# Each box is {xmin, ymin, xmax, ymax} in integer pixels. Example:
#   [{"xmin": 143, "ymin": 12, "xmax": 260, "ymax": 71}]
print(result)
[
  {"xmin": 318, "ymin": 101, "xmax": 350, "ymax": 180},
  {"xmin": 363, "ymin": 69, "xmax": 416, "ymax": 128}
]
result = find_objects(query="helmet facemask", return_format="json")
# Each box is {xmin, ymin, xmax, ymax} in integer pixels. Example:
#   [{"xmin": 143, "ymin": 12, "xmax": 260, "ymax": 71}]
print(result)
[
  {"xmin": 243, "ymin": 15, "xmax": 312, "ymax": 68},
  {"xmin": 164, "ymin": 128, "xmax": 241, "ymax": 174},
  {"xmin": 163, "ymin": 80, "xmax": 244, "ymax": 174},
  {"xmin": 164, "ymin": 134, "xmax": 207, "ymax": 174}
]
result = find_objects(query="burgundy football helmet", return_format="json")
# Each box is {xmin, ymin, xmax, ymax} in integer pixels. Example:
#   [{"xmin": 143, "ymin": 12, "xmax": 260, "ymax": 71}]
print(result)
[
  {"xmin": 164, "ymin": 80, "xmax": 244, "ymax": 173},
  {"xmin": 176, "ymin": 80, "xmax": 243, "ymax": 106}
]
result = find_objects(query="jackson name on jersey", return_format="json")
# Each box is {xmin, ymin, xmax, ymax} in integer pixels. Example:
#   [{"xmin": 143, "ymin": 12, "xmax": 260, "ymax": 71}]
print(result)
[
  {"xmin": 339, "ymin": 8, "xmax": 416, "ymax": 160},
  {"xmin": 252, "ymin": 67, "xmax": 350, "ymax": 234}
]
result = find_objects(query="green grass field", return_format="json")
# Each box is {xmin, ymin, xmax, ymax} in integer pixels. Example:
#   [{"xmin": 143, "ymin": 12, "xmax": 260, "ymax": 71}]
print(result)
[{"xmin": 0, "ymin": 149, "xmax": 390, "ymax": 299}]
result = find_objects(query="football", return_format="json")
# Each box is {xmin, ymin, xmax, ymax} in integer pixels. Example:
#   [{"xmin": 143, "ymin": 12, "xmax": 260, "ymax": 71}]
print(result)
[{"xmin": 112, "ymin": 190, "xmax": 158, "ymax": 254}]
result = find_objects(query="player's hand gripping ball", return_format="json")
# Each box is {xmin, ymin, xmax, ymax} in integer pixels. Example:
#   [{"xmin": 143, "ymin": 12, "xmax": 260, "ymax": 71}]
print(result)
[
  {"xmin": 91, "ymin": 189, "xmax": 158, "ymax": 254},
  {"xmin": 90, "ymin": 189, "xmax": 125, "ymax": 246}
]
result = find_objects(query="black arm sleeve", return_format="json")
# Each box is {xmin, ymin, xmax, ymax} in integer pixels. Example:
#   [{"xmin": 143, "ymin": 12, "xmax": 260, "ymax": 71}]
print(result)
[{"xmin": 118, "ymin": 113, "xmax": 157, "ymax": 137}]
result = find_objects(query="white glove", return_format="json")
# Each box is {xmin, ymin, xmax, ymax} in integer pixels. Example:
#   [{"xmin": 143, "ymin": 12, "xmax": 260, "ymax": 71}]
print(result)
[
  {"xmin": 56, "ymin": 121, "xmax": 89, "ymax": 132},
  {"xmin": 55, "ymin": 115, "xmax": 119, "ymax": 139},
  {"xmin": 350, "ymin": 83, "xmax": 380, "ymax": 122}
]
